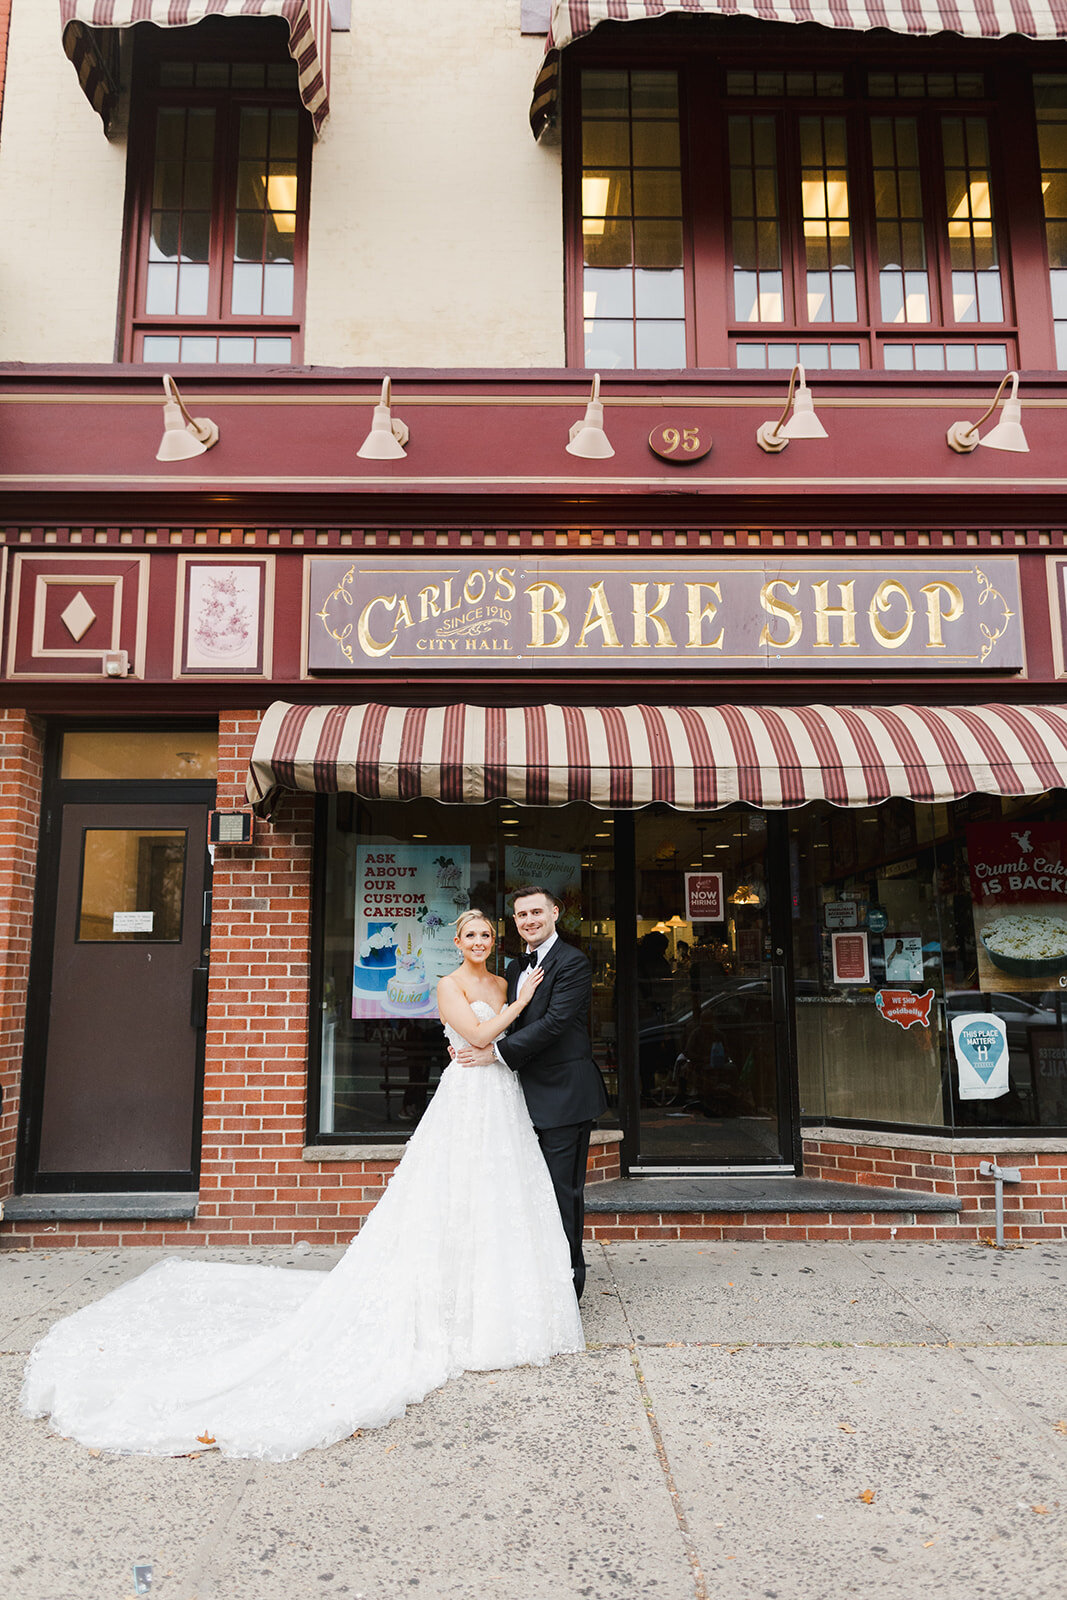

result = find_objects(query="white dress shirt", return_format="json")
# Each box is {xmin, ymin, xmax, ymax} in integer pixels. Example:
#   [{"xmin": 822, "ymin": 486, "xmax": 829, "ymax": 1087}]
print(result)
[{"xmin": 496, "ymin": 930, "xmax": 558, "ymax": 1063}]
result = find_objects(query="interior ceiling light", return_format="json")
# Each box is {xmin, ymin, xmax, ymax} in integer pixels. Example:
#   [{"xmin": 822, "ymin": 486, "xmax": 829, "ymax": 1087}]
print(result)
[
  {"xmin": 566, "ymin": 373, "xmax": 615, "ymax": 459},
  {"xmin": 357, "ymin": 376, "xmax": 409, "ymax": 460},
  {"xmin": 156, "ymin": 373, "xmax": 219, "ymax": 462},
  {"xmin": 946, "ymin": 371, "xmax": 1029, "ymax": 454},
  {"xmin": 756, "ymin": 363, "xmax": 828, "ymax": 454}
]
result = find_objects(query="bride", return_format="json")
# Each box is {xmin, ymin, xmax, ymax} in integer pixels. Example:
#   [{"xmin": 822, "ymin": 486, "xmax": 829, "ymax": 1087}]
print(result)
[{"xmin": 21, "ymin": 910, "xmax": 585, "ymax": 1461}]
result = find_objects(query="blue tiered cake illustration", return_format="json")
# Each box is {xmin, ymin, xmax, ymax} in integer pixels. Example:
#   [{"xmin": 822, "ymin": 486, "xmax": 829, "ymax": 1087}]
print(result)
[{"xmin": 352, "ymin": 922, "xmax": 399, "ymax": 994}]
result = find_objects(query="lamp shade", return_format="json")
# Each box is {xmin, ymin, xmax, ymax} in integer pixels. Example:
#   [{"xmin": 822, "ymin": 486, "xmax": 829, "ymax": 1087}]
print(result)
[
  {"xmin": 978, "ymin": 396, "xmax": 1029, "ymax": 453},
  {"xmin": 155, "ymin": 375, "xmax": 219, "ymax": 462},
  {"xmin": 779, "ymin": 379, "xmax": 827, "ymax": 440},
  {"xmin": 566, "ymin": 374, "xmax": 615, "ymax": 459},
  {"xmin": 357, "ymin": 377, "xmax": 409, "ymax": 460}
]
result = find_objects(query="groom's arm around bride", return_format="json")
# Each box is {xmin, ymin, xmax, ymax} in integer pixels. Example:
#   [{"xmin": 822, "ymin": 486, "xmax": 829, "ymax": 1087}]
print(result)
[{"xmin": 454, "ymin": 887, "xmax": 608, "ymax": 1300}]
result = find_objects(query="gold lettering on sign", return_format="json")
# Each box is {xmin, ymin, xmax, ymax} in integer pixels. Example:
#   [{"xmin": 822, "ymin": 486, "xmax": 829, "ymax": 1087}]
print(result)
[
  {"xmin": 868, "ymin": 580, "xmax": 915, "ymax": 650},
  {"xmin": 395, "ymin": 596, "xmax": 415, "ymax": 632},
  {"xmin": 494, "ymin": 568, "xmax": 517, "ymax": 603},
  {"xmin": 759, "ymin": 579, "xmax": 802, "ymax": 649},
  {"xmin": 631, "ymin": 583, "xmax": 676, "ymax": 648},
  {"xmin": 358, "ymin": 594, "xmax": 399, "ymax": 657},
  {"xmin": 576, "ymin": 582, "xmax": 622, "ymax": 649},
  {"xmin": 920, "ymin": 582, "xmax": 965, "ymax": 648},
  {"xmin": 812, "ymin": 580, "xmax": 858, "ymax": 648},
  {"xmin": 685, "ymin": 583, "xmax": 724, "ymax": 650},
  {"xmin": 441, "ymin": 579, "xmax": 459, "ymax": 614},
  {"xmin": 463, "ymin": 570, "xmax": 487, "ymax": 605},
  {"xmin": 526, "ymin": 582, "xmax": 570, "ymax": 649},
  {"xmin": 418, "ymin": 585, "xmax": 441, "ymax": 621}
]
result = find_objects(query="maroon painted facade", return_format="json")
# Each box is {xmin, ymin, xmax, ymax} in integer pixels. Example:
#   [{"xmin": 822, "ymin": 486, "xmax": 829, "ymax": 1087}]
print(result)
[{"xmin": 2, "ymin": 363, "xmax": 1067, "ymax": 1247}]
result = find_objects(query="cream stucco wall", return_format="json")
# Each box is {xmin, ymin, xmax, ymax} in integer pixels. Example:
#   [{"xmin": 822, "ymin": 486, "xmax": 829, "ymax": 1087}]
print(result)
[
  {"xmin": 0, "ymin": 1, "xmax": 128, "ymax": 362},
  {"xmin": 304, "ymin": 2, "xmax": 564, "ymax": 367},
  {"xmin": 0, "ymin": 0, "xmax": 565, "ymax": 368}
]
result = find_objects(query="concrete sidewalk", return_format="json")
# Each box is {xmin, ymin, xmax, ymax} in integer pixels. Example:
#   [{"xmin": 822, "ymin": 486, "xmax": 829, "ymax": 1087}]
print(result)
[{"xmin": 1, "ymin": 1241, "xmax": 1064, "ymax": 1600}]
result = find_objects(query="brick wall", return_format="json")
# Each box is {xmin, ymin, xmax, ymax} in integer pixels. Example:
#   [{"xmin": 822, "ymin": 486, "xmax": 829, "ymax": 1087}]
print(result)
[
  {"xmin": 0, "ymin": 707, "xmax": 620, "ymax": 1248},
  {"xmin": 803, "ymin": 1135, "xmax": 1067, "ymax": 1242},
  {"xmin": 0, "ymin": 708, "xmax": 43, "ymax": 1201}
]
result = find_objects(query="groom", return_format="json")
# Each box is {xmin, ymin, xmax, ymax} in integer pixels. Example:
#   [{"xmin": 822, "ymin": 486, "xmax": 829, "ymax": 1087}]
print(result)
[{"xmin": 454, "ymin": 886, "xmax": 608, "ymax": 1300}]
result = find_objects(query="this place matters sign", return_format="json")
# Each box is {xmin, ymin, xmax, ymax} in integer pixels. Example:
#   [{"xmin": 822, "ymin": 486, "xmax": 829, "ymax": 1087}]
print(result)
[{"xmin": 306, "ymin": 556, "xmax": 1022, "ymax": 673}]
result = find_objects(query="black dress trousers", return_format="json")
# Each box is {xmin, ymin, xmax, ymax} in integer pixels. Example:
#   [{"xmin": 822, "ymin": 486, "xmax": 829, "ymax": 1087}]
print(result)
[{"xmin": 534, "ymin": 1119, "xmax": 593, "ymax": 1301}]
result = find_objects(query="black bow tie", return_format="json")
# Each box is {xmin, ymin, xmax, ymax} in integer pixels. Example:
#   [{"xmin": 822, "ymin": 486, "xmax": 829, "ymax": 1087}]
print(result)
[{"xmin": 517, "ymin": 951, "xmax": 538, "ymax": 970}]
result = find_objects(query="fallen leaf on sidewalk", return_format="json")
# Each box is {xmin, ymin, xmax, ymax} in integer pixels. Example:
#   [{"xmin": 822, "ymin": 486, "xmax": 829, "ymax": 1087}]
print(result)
[
  {"xmin": 1054, "ymin": 1420, "xmax": 1067, "ymax": 1435},
  {"xmin": 384, "ymin": 1443, "xmax": 397, "ymax": 1454},
  {"xmin": 923, "ymin": 1540, "xmax": 937, "ymax": 1547},
  {"xmin": 838, "ymin": 1423, "xmax": 857, "ymax": 1434},
  {"xmin": 196, "ymin": 1431, "xmax": 216, "ymax": 1445},
  {"xmin": 87, "ymin": 1448, "xmax": 101, "ymax": 1459},
  {"xmin": 859, "ymin": 1489, "xmax": 876, "ymax": 1504},
  {"xmin": 1031, "ymin": 1505, "xmax": 1049, "ymax": 1515}
]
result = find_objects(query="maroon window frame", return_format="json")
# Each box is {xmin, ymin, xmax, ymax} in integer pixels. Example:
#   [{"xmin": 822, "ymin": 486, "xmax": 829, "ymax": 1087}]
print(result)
[
  {"xmin": 120, "ymin": 18, "xmax": 312, "ymax": 366},
  {"xmin": 564, "ymin": 28, "xmax": 1057, "ymax": 374}
]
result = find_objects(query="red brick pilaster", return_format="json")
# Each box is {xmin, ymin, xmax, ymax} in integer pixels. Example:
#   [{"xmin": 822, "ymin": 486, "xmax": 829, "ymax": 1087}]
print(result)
[
  {"xmin": 197, "ymin": 710, "xmax": 316, "ymax": 1244},
  {"xmin": 0, "ymin": 709, "xmax": 44, "ymax": 1199}
]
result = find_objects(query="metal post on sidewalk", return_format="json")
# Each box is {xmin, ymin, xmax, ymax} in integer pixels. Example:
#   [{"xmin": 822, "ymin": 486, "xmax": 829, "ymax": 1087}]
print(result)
[{"xmin": 978, "ymin": 1159, "xmax": 1021, "ymax": 1247}]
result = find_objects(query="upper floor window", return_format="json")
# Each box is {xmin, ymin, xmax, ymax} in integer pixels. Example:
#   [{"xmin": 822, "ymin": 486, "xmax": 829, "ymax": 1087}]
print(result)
[
  {"xmin": 122, "ymin": 29, "xmax": 311, "ymax": 364},
  {"xmin": 571, "ymin": 48, "xmax": 1045, "ymax": 372}
]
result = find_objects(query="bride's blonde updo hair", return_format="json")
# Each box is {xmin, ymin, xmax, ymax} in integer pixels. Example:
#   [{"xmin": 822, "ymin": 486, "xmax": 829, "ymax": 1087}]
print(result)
[{"xmin": 454, "ymin": 908, "xmax": 495, "ymax": 945}]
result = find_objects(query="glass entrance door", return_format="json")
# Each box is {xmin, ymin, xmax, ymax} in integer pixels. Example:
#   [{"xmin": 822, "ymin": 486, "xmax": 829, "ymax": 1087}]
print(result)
[{"xmin": 632, "ymin": 806, "xmax": 795, "ymax": 1171}]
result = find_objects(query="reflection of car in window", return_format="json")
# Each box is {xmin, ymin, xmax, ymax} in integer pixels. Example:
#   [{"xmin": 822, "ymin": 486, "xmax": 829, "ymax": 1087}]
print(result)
[{"xmin": 945, "ymin": 991, "xmax": 1064, "ymax": 1052}]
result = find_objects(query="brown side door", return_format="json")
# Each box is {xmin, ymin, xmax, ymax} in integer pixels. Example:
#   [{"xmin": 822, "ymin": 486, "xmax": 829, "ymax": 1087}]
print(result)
[{"xmin": 31, "ymin": 803, "xmax": 209, "ymax": 1186}]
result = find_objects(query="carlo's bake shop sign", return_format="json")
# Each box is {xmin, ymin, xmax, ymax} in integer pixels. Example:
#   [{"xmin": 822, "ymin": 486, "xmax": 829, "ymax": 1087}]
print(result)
[
  {"xmin": 307, "ymin": 557, "xmax": 1021, "ymax": 672},
  {"xmin": 352, "ymin": 844, "xmax": 470, "ymax": 1020}
]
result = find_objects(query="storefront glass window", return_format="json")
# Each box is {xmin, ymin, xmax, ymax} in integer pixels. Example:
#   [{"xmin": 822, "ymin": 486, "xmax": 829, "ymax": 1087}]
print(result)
[
  {"xmin": 792, "ymin": 794, "xmax": 1067, "ymax": 1131},
  {"xmin": 61, "ymin": 730, "xmax": 218, "ymax": 782},
  {"xmin": 317, "ymin": 798, "xmax": 619, "ymax": 1138},
  {"xmin": 633, "ymin": 806, "xmax": 789, "ymax": 1168},
  {"xmin": 78, "ymin": 828, "xmax": 186, "ymax": 942}
]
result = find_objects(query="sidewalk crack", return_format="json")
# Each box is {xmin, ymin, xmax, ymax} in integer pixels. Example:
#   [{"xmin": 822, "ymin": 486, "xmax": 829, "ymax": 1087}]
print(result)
[{"xmin": 598, "ymin": 1243, "xmax": 710, "ymax": 1600}]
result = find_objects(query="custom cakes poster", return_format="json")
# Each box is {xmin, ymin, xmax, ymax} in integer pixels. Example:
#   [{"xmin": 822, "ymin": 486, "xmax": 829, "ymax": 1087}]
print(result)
[{"xmin": 353, "ymin": 844, "xmax": 471, "ymax": 1019}]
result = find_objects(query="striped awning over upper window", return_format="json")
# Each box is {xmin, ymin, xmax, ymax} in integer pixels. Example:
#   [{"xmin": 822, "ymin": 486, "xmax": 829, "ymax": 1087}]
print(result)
[
  {"xmin": 60, "ymin": 1, "xmax": 331, "ymax": 136},
  {"xmin": 531, "ymin": 0, "xmax": 1067, "ymax": 135},
  {"xmin": 246, "ymin": 701, "xmax": 1067, "ymax": 817}
]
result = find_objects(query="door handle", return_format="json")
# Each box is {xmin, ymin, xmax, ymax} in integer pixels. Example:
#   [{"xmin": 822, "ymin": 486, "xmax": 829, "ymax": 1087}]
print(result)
[
  {"xmin": 770, "ymin": 963, "xmax": 788, "ymax": 1016},
  {"xmin": 190, "ymin": 966, "xmax": 209, "ymax": 1029}
]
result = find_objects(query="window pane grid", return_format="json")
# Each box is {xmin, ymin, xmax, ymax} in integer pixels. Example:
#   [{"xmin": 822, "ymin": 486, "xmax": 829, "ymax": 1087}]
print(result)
[
  {"xmin": 872, "ymin": 116, "xmax": 931, "ymax": 324},
  {"xmin": 131, "ymin": 56, "xmax": 306, "ymax": 365},
  {"xmin": 146, "ymin": 107, "xmax": 216, "ymax": 318},
  {"xmin": 1036, "ymin": 75, "xmax": 1067, "ymax": 369},
  {"xmin": 942, "ymin": 115, "xmax": 1003, "ymax": 324},
  {"xmin": 581, "ymin": 69, "xmax": 686, "ymax": 369},
  {"xmin": 799, "ymin": 116, "xmax": 856, "ymax": 323},
  {"xmin": 573, "ymin": 60, "xmax": 1023, "ymax": 371},
  {"xmin": 231, "ymin": 106, "xmax": 299, "ymax": 318},
  {"xmin": 728, "ymin": 115, "xmax": 784, "ymax": 324}
]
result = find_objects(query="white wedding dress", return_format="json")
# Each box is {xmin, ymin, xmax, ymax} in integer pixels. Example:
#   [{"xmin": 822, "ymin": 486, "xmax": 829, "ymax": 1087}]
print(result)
[{"xmin": 21, "ymin": 1004, "xmax": 584, "ymax": 1461}]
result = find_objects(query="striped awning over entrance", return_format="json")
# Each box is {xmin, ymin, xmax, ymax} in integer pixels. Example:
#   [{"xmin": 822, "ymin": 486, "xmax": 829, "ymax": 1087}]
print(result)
[
  {"xmin": 60, "ymin": 1, "xmax": 331, "ymax": 136},
  {"xmin": 246, "ymin": 701, "xmax": 1067, "ymax": 817},
  {"xmin": 530, "ymin": 0, "xmax": 1067, "ymax": 135}
]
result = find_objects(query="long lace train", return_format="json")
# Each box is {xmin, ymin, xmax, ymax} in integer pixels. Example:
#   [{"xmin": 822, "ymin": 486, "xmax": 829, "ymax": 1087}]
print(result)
[{"xmin": 21, "ymin": 1005, "xmax": 584, "ymax": 1460}]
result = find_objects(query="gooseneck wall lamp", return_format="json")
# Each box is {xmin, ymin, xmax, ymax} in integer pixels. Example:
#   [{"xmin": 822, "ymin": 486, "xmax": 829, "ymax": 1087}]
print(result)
[
  {"xmin": 566, "ymin": 373, "xmax": 615, "ymax": 459},
  {"xmin": 156, "ymin": 374, "xmax": 220, "ymax": 462},
  {"xmin": 756, "ymin": 364, "xmax": 828, "ymax": 453},
  {"xmin": 357, "ymin": 376, "xmax": 410, "ymax": 460},
  {"xmin": 946, "ymin": 371, "xmax": 1029, "ymax": 454}
]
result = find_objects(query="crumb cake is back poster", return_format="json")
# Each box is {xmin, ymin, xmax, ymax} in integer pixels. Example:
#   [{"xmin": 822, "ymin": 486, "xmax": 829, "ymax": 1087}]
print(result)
[
  {"xmin": 967, "ymin": 821, "xmax": 1067, "ymax": 994},
  {"xmin": 353, "ymin": 845, "xmax": 471, "ymax": 1019}
]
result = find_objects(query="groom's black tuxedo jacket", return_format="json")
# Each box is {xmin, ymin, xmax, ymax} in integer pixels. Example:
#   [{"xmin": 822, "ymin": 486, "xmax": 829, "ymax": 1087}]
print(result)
[{"xmin": 497, "ymin": 939, "xmax": 608, "ymax": 1130}]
